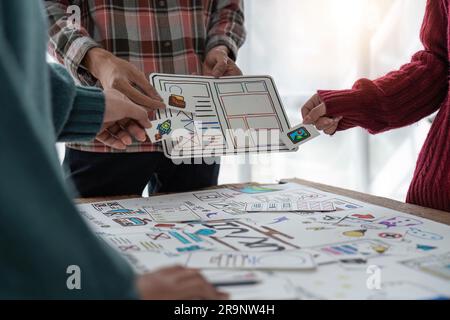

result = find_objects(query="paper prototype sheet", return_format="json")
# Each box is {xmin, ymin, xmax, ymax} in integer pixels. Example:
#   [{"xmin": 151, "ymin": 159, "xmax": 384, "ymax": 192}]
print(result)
[
  {"xmin": 150, "ymin": 73, "xmax": 297, "ymax": 158},
  {"xmin": 77, "ymin": 182, "xmax": 450, "ymax": 300}
]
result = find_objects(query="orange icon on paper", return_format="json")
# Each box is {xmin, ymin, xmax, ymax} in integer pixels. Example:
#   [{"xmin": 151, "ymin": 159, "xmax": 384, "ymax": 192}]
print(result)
[{"xmin": 169, "ymin": 94, "xmax": 186, "ymax": 109}]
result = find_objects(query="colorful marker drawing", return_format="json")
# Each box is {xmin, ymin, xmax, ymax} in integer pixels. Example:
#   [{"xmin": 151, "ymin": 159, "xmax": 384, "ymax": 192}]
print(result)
[
  {"xmin": 103, "ymin": 208, "xmax": 148, "ymax": 217},
  {"xmin": 379, "ymin": 232, "xmax": 403, "ymax": 239},
  {"xmin": 364, "ymin": 216, "xmax": 423, "ymax": 230},
  {"xmin": 406, "ymin": 228, "xmax": 444, "ymax": 241},
  {"xmin": 113, "ymin": 217, "xmax": 152, "ymax": 227},
  {"xmin": 92, "ymin": 202, "xmax": 124, "ymax": 212},
  {"xmin": 268, "ymin": 217, "xmax": 289, "ymax": 225},
  {"xmin": 236, "ymin": 185, "xmax": 280, "ymax": 194},
  {"xmin": 350, "ymin": 214, "xmax": 375, "ymax": 220},
  {"xmin": 416, "ymin": 244, "xmax": 437, "ymax": 251},
  {"xmin": 343, "ymin": 230, "xmax": 367, "ymax": 238},
  {"xmin": 314, "ymin": 239, "xmax": 390, "ymax": 257}
]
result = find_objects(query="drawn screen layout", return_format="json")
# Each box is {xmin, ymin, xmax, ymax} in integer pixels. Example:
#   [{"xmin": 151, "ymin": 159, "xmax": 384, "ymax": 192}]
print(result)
[{"xmin": 151, "ymin": 74, "xmax": 293, "ymax": 159}]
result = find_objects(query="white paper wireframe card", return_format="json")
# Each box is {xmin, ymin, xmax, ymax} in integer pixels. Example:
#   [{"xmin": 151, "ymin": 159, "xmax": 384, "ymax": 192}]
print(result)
[
  {"xmin": 150, "ymin": 73, "xmax": 300, "ymax": 159},
  {"xmin": 245, "ymin": 201, "xmax": 336, "ymax": 212},
  {"xmin": 280, "ymin": 124, "xmax": 321, "ymax": 150},
  {"xmin": 186, "ymin": 251, "xmax": 316, "ymax": 270}
]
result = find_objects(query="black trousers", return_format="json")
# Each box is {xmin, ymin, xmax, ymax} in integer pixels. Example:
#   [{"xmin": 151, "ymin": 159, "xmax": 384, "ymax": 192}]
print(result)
[{"xmin": 63, "ymin": 148, "xmax": 220, "ymax": 197}]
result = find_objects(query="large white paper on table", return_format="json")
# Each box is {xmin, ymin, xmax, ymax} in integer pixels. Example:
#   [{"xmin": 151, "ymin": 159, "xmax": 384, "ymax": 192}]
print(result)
[
  {"xmin": 186, "ymin": 251, "xmax": 316, "ymax": 270},
  {"xmin": 150, "ymin": 73, "xmax": 303, "ymax": 159},
  {"xmin": 77, "ymin": 182, "xmax": 450, "ymax": 300}
]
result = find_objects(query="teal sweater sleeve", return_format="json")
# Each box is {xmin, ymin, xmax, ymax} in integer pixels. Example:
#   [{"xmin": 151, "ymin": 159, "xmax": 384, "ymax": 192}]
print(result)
[
  {"xmin": 0, "ymin": 1, "xmax": 139, "ymax": 299},
  {"xmin": 49, "ymin": 63, "xmax": 105, "ymax": 142}
]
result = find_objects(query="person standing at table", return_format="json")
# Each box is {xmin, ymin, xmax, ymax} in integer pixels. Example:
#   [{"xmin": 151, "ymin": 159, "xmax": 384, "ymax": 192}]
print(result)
[
  {"xmin": 0, "ymin": 0, "xmax": 226, "ymax": 299},
  {"xmin": 301, "ymin": 0, "xmax": 450, "ymax": 212},
  {"xmin": 44, "ymin": 0, "xmax": 246, "ymax": 197}
]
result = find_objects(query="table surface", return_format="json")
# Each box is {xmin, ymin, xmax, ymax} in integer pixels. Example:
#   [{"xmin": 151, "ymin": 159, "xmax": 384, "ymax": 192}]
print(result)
[{"xmin": 76, "ymin": 178, "xmax": 450, "ymax": 226}]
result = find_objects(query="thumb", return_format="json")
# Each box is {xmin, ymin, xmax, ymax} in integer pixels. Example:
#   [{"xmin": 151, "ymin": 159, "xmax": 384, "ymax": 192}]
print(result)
[{"xmin": 212, "ymin": 58, "xmax": 228, "ymax": 78}]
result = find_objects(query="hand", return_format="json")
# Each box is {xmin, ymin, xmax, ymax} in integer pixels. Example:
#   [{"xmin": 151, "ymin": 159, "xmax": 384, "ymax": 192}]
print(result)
[
  {"xmin": 136, "ymin": 266, "xmax": 229, "ymax": 300},
  {"xmin": 203, "ymin": 46, "xmax": 242, "ymax": 77},
  {"xmin": 301, "ymin": 94, "xmax": 342, "ymax": 135},
  {"xmin": 83, "ymin": 48, "xmax": 165, "ymax": 111},
  {"xmin": 96, "ymin": 89, "xmax": 151, "ymax": 150}
]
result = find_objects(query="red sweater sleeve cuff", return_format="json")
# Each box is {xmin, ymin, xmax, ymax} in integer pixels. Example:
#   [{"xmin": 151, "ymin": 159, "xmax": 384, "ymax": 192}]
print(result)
[{"xmin": 318, "ymin": 79, "xmax": 384, "ymax": 133}]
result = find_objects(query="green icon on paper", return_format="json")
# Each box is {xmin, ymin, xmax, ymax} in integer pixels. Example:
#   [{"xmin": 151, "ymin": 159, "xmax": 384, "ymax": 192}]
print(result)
[
  {"xmin": 288, "ymin": 127, "xmax": 311, "ymax": 144},
  {"xmin": 155, "ymin": 119, "xmax": 173, "ymax": 141}
]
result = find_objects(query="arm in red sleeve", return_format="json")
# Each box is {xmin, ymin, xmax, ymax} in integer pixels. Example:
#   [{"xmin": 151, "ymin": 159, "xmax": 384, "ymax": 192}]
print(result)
[{"xmin": 318, "ymin": 0, "xmax": 448, "ymax": 134}]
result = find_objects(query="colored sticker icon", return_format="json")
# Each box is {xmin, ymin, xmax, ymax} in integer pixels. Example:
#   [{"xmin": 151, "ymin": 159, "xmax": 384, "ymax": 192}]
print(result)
[
  {"xmin": 169, "ymin": 94, "xmax": 186, "ymax": 109},
  {"xmin": 288, "ymin": 127, "xmax": 311, "ymax": 144},
  {"xmin": 155, "ymin": 119, "xmax": 173, "ymax": 141},
  {"xmin": 343, "ymin": 230, "xmax": 367, "ymax": 238},
  {"xmin": 379, "ymin": 232, "xmax": 403, "ymax": 240}
]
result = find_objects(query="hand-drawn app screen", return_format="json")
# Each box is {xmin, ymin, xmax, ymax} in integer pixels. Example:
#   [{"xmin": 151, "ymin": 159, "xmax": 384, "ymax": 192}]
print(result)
[{"xmin": 288, "ymin": 127, "xmax": 311, "ymax": 144}]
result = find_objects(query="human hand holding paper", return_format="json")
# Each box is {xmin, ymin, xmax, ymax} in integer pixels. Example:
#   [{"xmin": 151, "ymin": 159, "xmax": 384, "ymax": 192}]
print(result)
[
  {"xmin": 95, "ymin": 89, "xmax": 152, "ymax": 150},
  {"xmin": 83, "ymin": 48, "xmax": 167, "ymax": 150},
  {"xmin": 83, "ymin": 48, "xmax": 165, "ymax": 111},
  {"xmin": 202, "ymin": 45, "xmax": 242, "ymax": 77},
  {"xmin": 301, "ymin": 93, "xmax": 342, "ymax": 135}
]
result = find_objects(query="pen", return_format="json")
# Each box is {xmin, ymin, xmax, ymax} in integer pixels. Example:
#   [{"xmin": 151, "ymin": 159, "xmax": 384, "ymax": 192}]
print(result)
[{"xmin": 212, "ymin": 280, "xmax": 261, "ymax": 288}]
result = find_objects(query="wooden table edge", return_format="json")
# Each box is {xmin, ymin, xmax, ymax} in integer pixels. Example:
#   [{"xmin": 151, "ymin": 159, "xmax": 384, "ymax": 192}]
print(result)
[{"xmin": 284, "ymin": 178, "xmax": 449, "ymax": 225}]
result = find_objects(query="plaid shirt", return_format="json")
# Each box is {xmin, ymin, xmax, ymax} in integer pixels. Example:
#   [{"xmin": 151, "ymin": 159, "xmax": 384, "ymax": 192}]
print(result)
[{"xmin": 44, "ymin": 0, "xmax": 246, "ymax": 153}]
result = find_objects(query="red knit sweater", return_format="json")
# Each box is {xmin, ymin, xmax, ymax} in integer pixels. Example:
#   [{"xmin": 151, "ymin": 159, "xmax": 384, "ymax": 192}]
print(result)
[{"xmin": 318, "ymin": 0, "xmax": 450, "ymax": 212}]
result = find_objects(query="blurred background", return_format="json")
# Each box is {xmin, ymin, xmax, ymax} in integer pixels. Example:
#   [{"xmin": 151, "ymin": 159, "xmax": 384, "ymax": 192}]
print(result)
[
  {"xmin": 219, "ymin": 0, "xmax": 430, "ymax": 201},
  {"xmin": 54, "ymin": 0, "xmax": 430, "ymax": 202}
]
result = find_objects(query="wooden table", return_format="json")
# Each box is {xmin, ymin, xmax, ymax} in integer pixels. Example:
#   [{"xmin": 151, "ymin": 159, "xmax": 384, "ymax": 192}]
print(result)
[{"xmin": 77, "ymin": 178, "xmax": 450, "ymax": 226}]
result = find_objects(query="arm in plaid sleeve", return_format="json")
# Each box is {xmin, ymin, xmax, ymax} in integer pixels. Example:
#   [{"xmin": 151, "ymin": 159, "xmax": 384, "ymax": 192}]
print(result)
[
  {"xmin": 44, "ymin": 0, "xmax": 101, "ymax": 85},
  {"xmin": 206, "ymin": 0, "xmax": 247, "ymax": 60}
]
